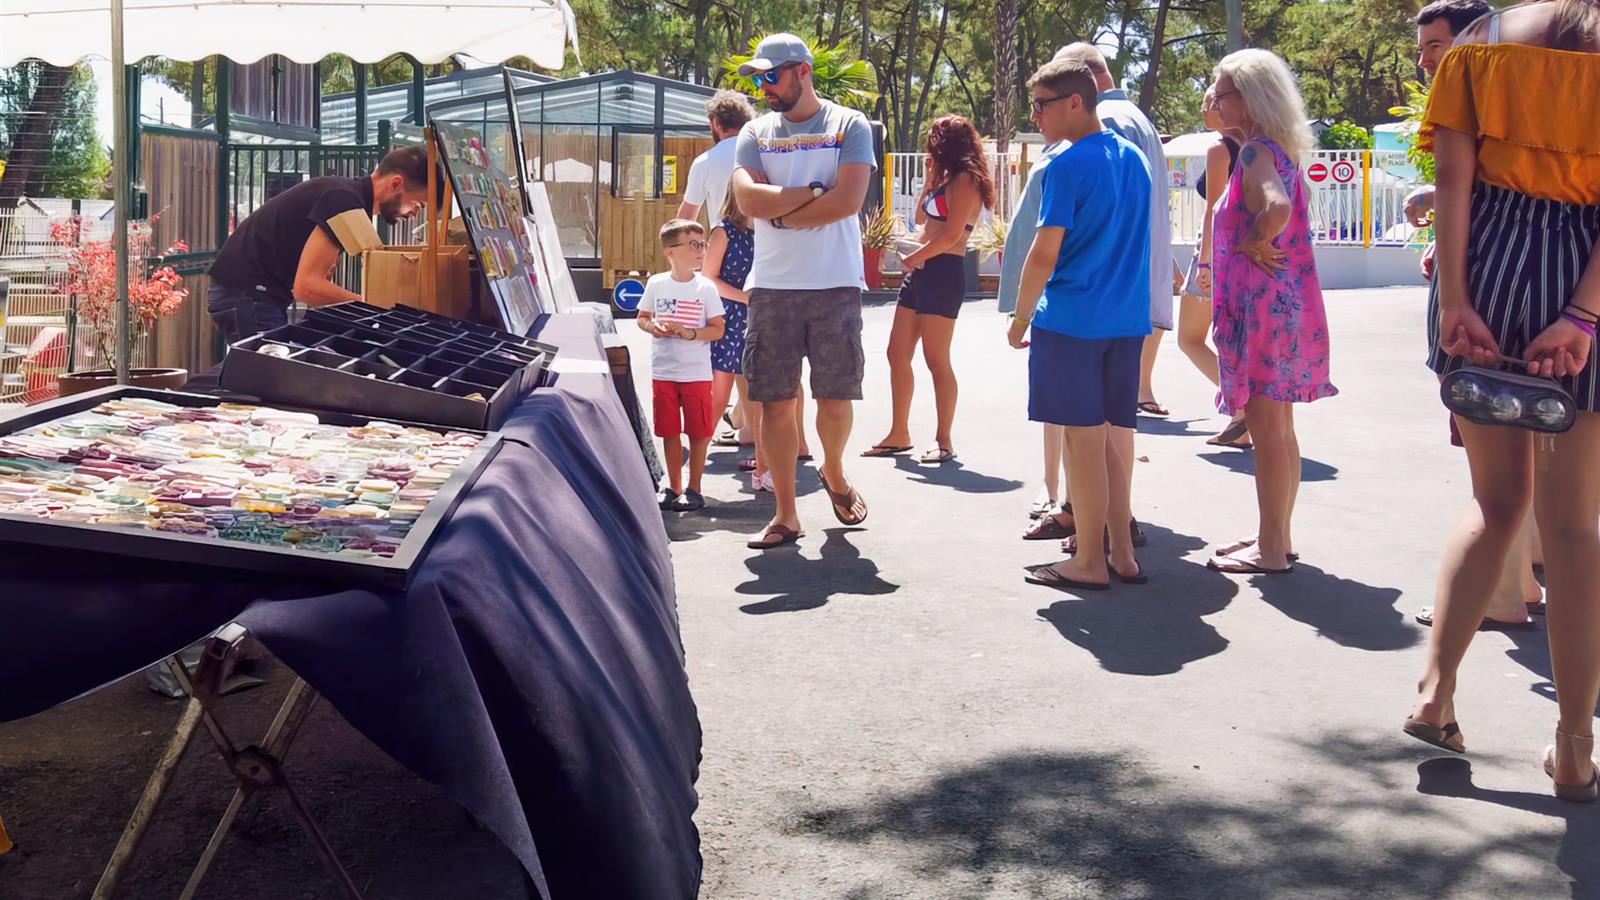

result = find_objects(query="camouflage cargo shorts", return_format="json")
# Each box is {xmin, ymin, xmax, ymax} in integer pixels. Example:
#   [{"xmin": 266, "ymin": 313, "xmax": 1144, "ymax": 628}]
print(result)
[{"xmin": 742, "ymin": 287, "xmax": 865, "ymax": 402}]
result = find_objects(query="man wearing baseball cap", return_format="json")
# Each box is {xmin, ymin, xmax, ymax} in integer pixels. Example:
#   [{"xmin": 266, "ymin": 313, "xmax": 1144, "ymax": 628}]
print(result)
[{"xmin": 730, "ymin": 33, "xmax": 877, "ymax": 550}]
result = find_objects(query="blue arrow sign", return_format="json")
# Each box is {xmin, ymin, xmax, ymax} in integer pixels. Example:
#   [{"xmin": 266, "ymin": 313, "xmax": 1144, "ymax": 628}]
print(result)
[{"xmin": 613, "ymin": 278, "xmax": 645, "ymax": 313}]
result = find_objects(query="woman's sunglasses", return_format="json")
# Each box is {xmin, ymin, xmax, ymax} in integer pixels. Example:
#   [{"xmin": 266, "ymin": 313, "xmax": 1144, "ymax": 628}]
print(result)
[{"xmin": 751, "ymin": 63, "xmax": 799, "ymax": 87}]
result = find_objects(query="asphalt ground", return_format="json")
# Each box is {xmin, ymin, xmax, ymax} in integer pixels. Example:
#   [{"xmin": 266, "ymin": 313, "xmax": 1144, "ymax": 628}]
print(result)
[{"xmin": 2, "ymin": 286, "xmax": 1594, "ymax": 899}]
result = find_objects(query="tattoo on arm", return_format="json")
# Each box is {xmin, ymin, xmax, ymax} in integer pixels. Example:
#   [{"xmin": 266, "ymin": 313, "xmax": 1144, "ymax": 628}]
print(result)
[{"xmin": 1240, "ymin": 144, "xmax": 1258, "ymax": 167}]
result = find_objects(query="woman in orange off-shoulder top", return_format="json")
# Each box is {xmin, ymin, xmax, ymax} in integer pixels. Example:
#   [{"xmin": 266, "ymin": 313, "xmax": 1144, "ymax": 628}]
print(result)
[{"xmin": 1405, "ymin": 0, "xmax": 1600, "ymax": 803}]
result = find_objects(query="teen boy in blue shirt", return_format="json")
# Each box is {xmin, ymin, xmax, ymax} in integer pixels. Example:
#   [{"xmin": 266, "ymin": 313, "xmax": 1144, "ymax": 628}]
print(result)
[{"xmin": 1007, "ymin": 57, "xmax": 1153, "ymax": 591}]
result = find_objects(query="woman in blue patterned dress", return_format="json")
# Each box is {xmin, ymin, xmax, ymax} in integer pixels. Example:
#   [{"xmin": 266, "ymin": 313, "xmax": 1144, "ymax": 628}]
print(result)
[{"xmin": 704, "ymin": 193, "xmax": 763, "ymax": 485}]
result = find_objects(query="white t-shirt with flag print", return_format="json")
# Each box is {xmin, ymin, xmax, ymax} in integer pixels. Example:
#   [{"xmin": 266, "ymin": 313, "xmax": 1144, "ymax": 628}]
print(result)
[{"xmin": 640, "ymin": 272, "xmax": 726, "ymax": 382}]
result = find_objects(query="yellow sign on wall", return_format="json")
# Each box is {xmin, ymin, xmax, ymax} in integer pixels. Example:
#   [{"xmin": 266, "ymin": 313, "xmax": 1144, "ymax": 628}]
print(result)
[{"xmin": 662, "ymin": 155, "xmax": 678, "ymax": 195}]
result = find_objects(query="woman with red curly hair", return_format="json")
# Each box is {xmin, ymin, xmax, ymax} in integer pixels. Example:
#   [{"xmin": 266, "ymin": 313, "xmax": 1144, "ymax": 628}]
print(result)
[{"xmin": 863, "ymin": 114, "xmax": 995, "ymax": 464}]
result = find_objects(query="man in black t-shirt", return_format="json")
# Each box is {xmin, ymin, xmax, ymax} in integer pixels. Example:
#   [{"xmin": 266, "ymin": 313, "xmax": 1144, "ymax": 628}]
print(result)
[{"xmin": 207, "ymin": 146, "xmax": 437, "ymax": 343}]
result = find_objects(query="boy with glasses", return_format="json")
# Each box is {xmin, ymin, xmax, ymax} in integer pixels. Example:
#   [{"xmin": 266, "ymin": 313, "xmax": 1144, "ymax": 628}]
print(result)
[
  {"xmin": 638, "ymin": 219, "xmax": 727, "ymax": 512},
  {"xmin": 1008, "ymin": 58, "xmax": 1154, "ymax": 591}
]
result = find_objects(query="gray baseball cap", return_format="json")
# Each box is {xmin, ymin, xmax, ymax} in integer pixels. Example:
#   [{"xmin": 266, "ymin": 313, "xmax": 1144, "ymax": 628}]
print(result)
[{"xmin": 737, "ymin": 33, "xmax": 814, "ymax": 76}]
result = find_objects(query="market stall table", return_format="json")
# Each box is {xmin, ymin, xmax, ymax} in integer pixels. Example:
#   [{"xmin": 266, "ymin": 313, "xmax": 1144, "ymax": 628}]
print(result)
[{"xmin": 0, "ymin": 311, "xmax": 701, "ymax": 899}]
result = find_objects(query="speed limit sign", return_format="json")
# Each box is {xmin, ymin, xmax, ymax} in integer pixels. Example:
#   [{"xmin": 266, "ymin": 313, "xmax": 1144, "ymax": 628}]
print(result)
[{"xmin": 1331, "ymin": 161, "xmax": 1357, "ymax": 183}]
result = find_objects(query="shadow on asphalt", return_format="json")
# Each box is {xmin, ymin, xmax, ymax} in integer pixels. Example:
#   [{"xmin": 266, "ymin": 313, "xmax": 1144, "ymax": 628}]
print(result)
[
  {"xmin": 890, "ymin": 457, "xmax": 1026, "ymax": 494},
  {"xmin": 1197, "ymin": 451, "xmax": 1339, "ymax": 482},
  {"xmin": 789, "ymin": 749, "xmax": 1558, "ymax": 897},
  {"xmin": 661, "ymin": 454, "xmax": 821, "ymax": 544},
  {"xmin": 1500, "ymin": 624, "xmax": 1600, "ymax": 717},
  {"xmin": 1136, "ymin": 416, "xmax": 1215, "ymax": 438},
  {"xmin": 1253, "ymin": 563, "xmax": 1417, "ymax": 652},
  {"xmin": 736, "ymin": 528, "xmax": 899, "ymax": 615},
  {"xmin": 1033, "ymin": 524, "xmax": 1239, "ymax": 676},
  {"xmin": 1417, "ymin": 757, "xmax": 1600, "ymax": 892}
]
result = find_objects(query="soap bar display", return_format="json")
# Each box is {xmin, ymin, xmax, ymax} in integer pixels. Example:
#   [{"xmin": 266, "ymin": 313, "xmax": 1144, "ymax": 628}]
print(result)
[
  {"xmin": 0, "ymin": 387, "xmax": 501, "ymax": 588},
  {"xmin": 220, "ymin": 301, "xmax": 557, "ymax": 431}
]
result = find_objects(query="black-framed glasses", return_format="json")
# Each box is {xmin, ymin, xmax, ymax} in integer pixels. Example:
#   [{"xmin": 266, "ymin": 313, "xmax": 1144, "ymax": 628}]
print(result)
[
  {"xmin": 668, "ymin": 239, "xmax": 708, "ymax": 252},
  {"xmin": 752, "ymin": 63, "xmax": 800, "ymax": 87},
  {"xmin": 1030, "ymin": 94, "xmax": 1070, "ymax": 116}
]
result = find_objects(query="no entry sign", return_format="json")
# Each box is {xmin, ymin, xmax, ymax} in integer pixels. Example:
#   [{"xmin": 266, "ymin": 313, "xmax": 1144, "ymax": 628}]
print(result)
[
  {"xmin": 1307, "ymin": 162, "xmax": 1329, "ymax": 183},
  {"xmin": 1332, "ymin": 160, "xmax": 1357, "ymax": 183}
]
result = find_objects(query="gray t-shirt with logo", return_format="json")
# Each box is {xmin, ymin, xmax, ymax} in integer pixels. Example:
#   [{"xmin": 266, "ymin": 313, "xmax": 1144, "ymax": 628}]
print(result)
[{"xmin": 735, "ymin": 99, "xmax": 877, "ymax": 291}]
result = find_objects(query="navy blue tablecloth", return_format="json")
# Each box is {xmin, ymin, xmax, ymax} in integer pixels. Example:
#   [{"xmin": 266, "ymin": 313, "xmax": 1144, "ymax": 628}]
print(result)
[{"xmin": 0, "ymin": 312, "xmax": 701, "ymax": 900}]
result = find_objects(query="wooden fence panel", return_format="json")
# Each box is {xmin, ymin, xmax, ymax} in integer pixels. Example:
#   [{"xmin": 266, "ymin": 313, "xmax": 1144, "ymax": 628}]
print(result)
[{"xmin": 140, "ymin": 130, "xmax": 221, "ymax": 373}]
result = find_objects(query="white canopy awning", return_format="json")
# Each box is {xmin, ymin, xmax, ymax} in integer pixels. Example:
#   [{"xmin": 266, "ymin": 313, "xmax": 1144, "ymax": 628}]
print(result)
[{"xmin": 0, "ymin": 0, "xmax": 579, "ymax": 69}]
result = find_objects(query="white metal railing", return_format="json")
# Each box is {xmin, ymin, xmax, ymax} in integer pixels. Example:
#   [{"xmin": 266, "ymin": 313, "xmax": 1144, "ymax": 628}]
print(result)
[
  {"xmin": 884, "ymin": 146, "xmax": 1424, "ymax": 250},
  {"xmin": 885, "ymin": 151, "xmax": 1022, "ymax": 231},
  {"xmin": 884, "ymin": 151, "xmax": 1020, "ymax": 274},
  {"xmin": 0, "ymin": 207, "xmax": 150, "ymax": 406},
  {"xmin": 1167, "ymin": 147, "xmax": 1423, "ymax": 248}
]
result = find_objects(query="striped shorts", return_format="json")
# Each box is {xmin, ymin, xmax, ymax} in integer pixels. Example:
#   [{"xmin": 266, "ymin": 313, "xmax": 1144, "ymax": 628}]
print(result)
[{"xmin": 1428, "ymin": 183, "xmax": 1600, "ymax": 412}]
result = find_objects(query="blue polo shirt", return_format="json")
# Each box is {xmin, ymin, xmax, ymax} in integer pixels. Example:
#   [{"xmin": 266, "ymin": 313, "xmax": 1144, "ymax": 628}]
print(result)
[{"xmin": 1033, "ymin": 129, "xmax": 1153, "ymax": 340}]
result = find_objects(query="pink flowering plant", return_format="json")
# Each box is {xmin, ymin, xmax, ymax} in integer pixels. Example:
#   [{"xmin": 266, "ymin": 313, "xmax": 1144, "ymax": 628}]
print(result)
[{"xmin": 50, "ymin": 214, "xmax": 189, "ymax": 370}]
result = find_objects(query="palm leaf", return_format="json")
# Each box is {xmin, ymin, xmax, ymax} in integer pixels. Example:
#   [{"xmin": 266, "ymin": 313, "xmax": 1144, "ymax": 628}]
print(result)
[{"xmin": 720, "ymin": 37, "xmax": 880, "ymax": 111}]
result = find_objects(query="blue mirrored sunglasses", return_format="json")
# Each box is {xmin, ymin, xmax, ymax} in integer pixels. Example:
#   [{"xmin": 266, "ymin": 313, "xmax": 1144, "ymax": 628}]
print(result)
[{"xmin": 751, "ymin": 63, "xmax": 798, "ymax": 87}]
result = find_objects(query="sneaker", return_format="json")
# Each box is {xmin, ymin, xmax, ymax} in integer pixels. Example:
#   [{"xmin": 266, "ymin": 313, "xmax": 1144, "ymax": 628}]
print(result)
[
  {"xmin": 675, "ymin": 489, "xmax": 705, "ymax": 511},
  {"xmin": 657, "ymin": 488, "xmax": 680, "ymax": 510},
  {"xmin": 752, "ymin": 472, "xmax": 775, "ymax": 493}
]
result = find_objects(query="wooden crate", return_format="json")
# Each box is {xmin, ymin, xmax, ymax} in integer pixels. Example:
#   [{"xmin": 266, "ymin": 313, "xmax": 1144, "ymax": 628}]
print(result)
[{"xmin": 598, "ymin": 136, "xmax": 713, "ymax": 289}]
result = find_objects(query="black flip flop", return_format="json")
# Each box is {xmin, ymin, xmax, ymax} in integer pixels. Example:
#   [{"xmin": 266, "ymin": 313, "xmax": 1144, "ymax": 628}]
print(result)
[
  {"xmin": 1414, "ymin": 607, "xmax": 1536, "ymax": 630},
  {"xmin": 1024, "ymin": 564, "xmax": 1108, "ymax": 592},
  {"xmin": 860, "ymin": 444, "xmax": 912, "ymax": 458},
  {"xmin": 1206, "ymin": 418, "xmax": 1250, "ymax": 447},
  {"xmin": 1112, "ymin": 562, "xmax": 1148, "ymax": 585},
  {"xmin": 1206, "ymin": 555, "xmax": 1293, "ymax": 575},
  {"xmin": 1214, "ymin": 540, "xmax": 1298, "ymax": 562}
]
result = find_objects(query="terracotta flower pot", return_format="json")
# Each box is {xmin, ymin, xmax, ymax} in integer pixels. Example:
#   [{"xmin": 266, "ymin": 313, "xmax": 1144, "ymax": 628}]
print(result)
[
  {"xmin": 863, "ymin": 246, "xmax": 884, "ymax": 290},
  {"xmin": 56, "ymin": 367, "xmax": 190, "ymax": 397}
]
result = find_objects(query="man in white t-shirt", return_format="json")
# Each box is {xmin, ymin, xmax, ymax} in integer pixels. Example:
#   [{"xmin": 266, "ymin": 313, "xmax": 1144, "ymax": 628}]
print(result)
[
  {"xmin": 677, "ymin": 90, "xmax": 755, "ymax": 227},
  {"xmin": 731, "ymin": 33, "xmax": 876, "ymax": 550}
]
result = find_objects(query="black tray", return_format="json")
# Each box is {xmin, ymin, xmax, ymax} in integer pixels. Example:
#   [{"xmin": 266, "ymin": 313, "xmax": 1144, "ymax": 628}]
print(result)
[
  {"xmin": 220, "ymin": 301, "xmax": 556, "ymax": 431},
  {"xmin": 0, "ymin": 386, "xmax": 502, "ymax": 589}
]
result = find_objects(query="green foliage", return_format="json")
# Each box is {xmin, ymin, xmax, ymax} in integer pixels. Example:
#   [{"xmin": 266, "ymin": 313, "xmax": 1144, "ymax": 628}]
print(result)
[
  {"xmin": 147, "ymin": 0, "xmax": 1428, "ymax": 155},
  {"xmin": 1388, "ymin": 80, "xmax": 1434, "ymax": 183},
  {"xmin": 0, "ymin": 63, "xmax": 111, "ymax": 199},
  {"xmin": 550, "ymin": 0, "xmax": 1421, "ymax": 147},
  {"xmin": 1319, "ymin": 121, "xmax": 1372, "ymax": 151},
  {"xmin": 720, "ymin": 37, "xmax": 880, "ymax": 112}
]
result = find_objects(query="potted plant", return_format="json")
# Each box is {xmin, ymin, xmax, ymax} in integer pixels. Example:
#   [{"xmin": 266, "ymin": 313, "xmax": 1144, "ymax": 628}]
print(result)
[
  {"xmin": 50, "ymin": 214, "xmax": 190, "ymax": 396},
  {"xmin": 970, "ymin": 215, "xmax": 1009, "ymax": 264},
  {"xmin": 860, "ymin": 203, "xmax": 899, "ymax": 291}
]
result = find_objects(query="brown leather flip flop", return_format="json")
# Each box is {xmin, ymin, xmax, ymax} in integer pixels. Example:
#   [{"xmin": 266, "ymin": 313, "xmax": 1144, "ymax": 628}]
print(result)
[
  {"xmin": 817, "ymin": 471, "xmax": 868, "ymax": 526},
  {"xmin": 747, "ymin": 524, "xmax": 804, "ymax": 550},
  {"xmin": 1023, "ymin": 514, "xmax": 1075, "ymax": 541},
  {"xmin": 1403, "ymin": 716, "xmax": 1466, "ymax": 753}
]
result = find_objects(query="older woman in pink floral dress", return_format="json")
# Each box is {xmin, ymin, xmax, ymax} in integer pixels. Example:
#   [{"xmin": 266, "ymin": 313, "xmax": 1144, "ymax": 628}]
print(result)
[{"xmin": 1205, "ymin": 49, "xmax": 1337, "ymax": 575}]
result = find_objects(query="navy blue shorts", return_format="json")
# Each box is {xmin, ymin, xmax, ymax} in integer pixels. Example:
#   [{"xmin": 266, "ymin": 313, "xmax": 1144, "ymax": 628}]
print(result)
[
  {"xmin": 711, "ymin": 299, "xmax": 747, "ymax": 374},
  {"xmin": 1027, "ymin": 327, "xmax": 1143, "ymax": 428}
]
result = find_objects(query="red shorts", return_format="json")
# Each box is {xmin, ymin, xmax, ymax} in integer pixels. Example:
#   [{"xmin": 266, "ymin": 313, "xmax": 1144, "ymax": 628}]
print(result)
[{"xmin": 652, "ymin": 379, "xmax": 715, "ymax": 439}]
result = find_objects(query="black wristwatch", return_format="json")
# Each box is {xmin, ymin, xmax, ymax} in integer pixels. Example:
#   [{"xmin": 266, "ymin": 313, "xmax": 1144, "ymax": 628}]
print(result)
[{"xmin": 772, "ymin": 217, "xmax": 786, "ymax": 229}]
